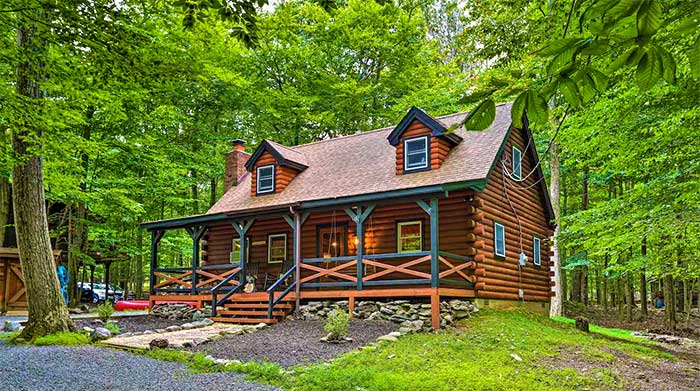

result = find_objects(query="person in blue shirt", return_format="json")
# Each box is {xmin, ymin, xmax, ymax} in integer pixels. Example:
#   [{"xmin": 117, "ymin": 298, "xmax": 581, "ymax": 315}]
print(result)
[{"xmin": 57, "ymin": 260, "xmax": 69, "ymax": 305}]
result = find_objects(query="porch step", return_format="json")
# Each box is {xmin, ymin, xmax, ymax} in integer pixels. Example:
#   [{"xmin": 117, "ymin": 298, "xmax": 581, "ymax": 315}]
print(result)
[
  {"xmin": 218, "ymin": 309, "xmax": 287, "ymax": 317},
  {"xmin": 211, "ymin": 317, "xmax": 278, "ymax": 324},
  {"xmin": 224, "ymin": 303, "xmax": 293, "ymax": 310}
]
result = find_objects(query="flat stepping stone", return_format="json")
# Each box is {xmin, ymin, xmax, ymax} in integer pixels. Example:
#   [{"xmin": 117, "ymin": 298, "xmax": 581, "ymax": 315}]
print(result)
[{"xmin": 102, "ymin": 324, "xmax": 250, "ymax": 350}]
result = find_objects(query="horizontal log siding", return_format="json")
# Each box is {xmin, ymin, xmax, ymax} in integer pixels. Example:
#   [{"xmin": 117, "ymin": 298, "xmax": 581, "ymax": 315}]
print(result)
[
  {"xmin": 474, "ymin": 127, "xmax": 554, "ymax": 302},
  {"xmin": 395, "ymin": 120, "xmax": 452, "ymax": 175},
  {"xmin": 249, "ymin": 151, "xmax": 300, "ymax": 196},
  {"xmin": 201, "ymin": 190, "xmax": 476, "ymax": 288}
]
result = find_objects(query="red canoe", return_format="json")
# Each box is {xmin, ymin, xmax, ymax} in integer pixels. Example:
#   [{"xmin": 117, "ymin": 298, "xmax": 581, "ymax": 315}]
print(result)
[{"xmin": 114, "ymin": 300, "xmax": 199, "ymax": 311}]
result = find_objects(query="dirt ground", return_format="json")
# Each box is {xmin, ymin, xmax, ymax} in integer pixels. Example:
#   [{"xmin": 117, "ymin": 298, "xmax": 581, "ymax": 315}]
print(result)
[
  {"xmin": 565, "ymin": 303, "xmax": 700, "ymax": 339},
  {"xmin": 188, "ymin": 319, "xmax": 398, "ymax": 367},
  {"xmin": 547, "ymin": 340, "xmax": 700, "ymax": 391}
]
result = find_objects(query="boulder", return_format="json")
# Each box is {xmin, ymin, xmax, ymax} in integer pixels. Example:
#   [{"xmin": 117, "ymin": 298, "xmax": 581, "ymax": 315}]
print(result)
[
  {"xmin": 149, "ymin": 338, "xmax": 169, "ymax": 349},
  {"xmin": 377, "ymin": 335, "xmax": 398, "ymax": 342},
  {"xmin": 575, "ymin": 317, "xmax": 590, "ymax": 333},
  {"xmin": 165, "ymin": 325, "xmax": 182, "ymax": 333},
  {"xmin": 91, "ymin": 327, "xmax": 112, "ymax": 340}
]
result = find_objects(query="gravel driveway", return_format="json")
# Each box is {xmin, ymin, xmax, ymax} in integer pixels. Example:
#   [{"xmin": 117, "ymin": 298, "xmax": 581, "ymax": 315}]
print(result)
[{"xmin": 0, "ymin": 341, "xmax": 278, "ymax": 391}]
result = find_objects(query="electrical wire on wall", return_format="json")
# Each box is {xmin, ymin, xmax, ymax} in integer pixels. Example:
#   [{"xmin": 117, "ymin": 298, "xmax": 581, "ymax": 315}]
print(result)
[{"xmin": 501, "ymin": 153, "xmax": 525, "ymax": 299}]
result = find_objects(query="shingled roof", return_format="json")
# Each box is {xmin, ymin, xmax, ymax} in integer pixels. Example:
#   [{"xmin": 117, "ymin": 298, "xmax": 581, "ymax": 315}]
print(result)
[{"xmin": 207, "ymin": 102, "xmax": 514, "ymax": 215}]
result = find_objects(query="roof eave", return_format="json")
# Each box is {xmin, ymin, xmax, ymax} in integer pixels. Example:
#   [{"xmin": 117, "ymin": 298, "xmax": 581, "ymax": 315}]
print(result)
[{"xmin": 387, "ymin": 107, "xmax": 449, "ymax": 146}]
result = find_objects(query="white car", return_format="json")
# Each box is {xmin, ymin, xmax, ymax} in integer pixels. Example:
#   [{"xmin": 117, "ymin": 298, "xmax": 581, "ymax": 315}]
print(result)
[{"xmin": 90, "ymin": 283, "xmax": 124, "ymax": 302}]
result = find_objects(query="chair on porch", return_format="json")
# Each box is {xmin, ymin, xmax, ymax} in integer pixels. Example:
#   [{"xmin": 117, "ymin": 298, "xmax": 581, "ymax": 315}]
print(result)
[
  {"xmin": 244, "ymin": 263, "xmax": 260, "ymax": 292},
  {"xmin": 262, "ymin": 258, "xmax": 294, "ymax": 291}
]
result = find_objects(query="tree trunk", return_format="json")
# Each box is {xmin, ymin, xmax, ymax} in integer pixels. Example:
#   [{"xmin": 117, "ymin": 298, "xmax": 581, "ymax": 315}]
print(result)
[
  {"xmin": 135, "ymin": 228, "xmax": 144, "ymax": 299},
  {"xmin": 626, "ymin": 273, "xmax": 634, "ymax": 321},
  {"xmin": 13, "ymin": 13, "xmax": 74, "ymax": 339},
  {"xmin": 640, "ymin": 239, "xmax": 648, "ymax": 320},
  {"xmin": 617, "ymin": 278, "xmax": 625, "ymax": 319},
  {"xmin": 549, "ymin": 142, "xmax": 563, "ymax": 317},
  {"xmin": 0, "ymin": 176, "xmax": 10, "ymax": 247},
  {"xmin": 67, "ymin": 202, "xmax": 86, "ymax": 306},
  {"xmin": 664, "ymin": 274, "xmax": 676, "ymax": 330},
  {"xmin": 580, "ymin": 167, "xmax": 589, "ymax": 306},
  {"xmin": 210, "ymin": 178, "xmax": 217, "ymax": 207},
  {"xmin": 602, "ymin": 255, "xmax": 609, "ymax": 310},
  {"xmin": 572, "ymin": 268, "xmax": 581, "ymax": 303}
]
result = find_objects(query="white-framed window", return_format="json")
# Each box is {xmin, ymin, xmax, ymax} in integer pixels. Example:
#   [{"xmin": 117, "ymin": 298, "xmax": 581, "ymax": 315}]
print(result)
[
  {"xmin": 230, "ymin": 238, "xmax": 249, "ymax": 264},
  {"xmin": 512, "ymin": 146, "xmax": 522, "ymax": 179},
  {"xmin": 267, "ymin": 233, "xmax": 287, "ymax": 264},
  {"xmin": 397, "ymin": 221, "xmax": 422, "ymax": 253},
  {"xmin": 533, "ymin": 236, "xmax": 541, "ymax": 266},
  {"xmin": 256, "ymin": 164, "xmax": 275, "ymax": 194},
  {"xmin": 403, "ymin": 136, "xmax": 429, "ymax": 172},
  {"xmin": 494, "ymin": 222, "xmax": 505, "ymax": 257}
]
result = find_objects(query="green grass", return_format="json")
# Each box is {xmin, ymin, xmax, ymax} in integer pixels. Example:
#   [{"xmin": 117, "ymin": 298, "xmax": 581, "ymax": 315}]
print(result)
[
  {"xmin": 32, "ymin": 332, "xmax": 90, "ymax": 346},
  {"xmin": 550, "ymin": 316, "xmax": 642, "ymax": 341},
  {"xmin": 0, "ymin": 331, "xmax": 20, "ymax": 341},
  {"xmin": 142, "ymin": 310, "xmax": 675, "ymax": 391}
]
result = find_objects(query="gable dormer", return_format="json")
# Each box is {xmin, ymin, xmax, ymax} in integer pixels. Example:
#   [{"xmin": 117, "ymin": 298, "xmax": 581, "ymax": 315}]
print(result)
[
  {"xmin": 245, "ymin": 140, "xmax": 308, "ymax": 196},
  {"xmin": 388, "ymin": 107, "xmax": 462, "ymax": 175}
]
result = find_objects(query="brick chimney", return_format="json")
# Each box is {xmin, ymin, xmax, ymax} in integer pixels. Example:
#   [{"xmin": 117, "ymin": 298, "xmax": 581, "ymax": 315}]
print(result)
[{"xmin": 224, "ymin": 139, "xmax": 250, "ymax": 191}]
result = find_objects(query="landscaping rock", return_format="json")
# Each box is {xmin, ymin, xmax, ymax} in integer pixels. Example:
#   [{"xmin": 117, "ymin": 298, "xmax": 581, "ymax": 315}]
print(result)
[
  {"xmin": 150, "ymin": 304, "xmax": 212, "ymax": 321},
  {"xmin": 377, "ymin": 334, "xmax": 398, "ymax": 342},
  {"xmin": 149, "ymin": 338, "xmax": 169, "ymax": 349},
  {"xmin": 165, "ymin": 325, "xmax": 182, "ymax": 333},
  {"xmin": 67, "ymin": 307, "xmax": 83, "ymax": 314},
  {"xmin": 575, "ymin": 317, "xmax": 590, "ymax": 333},
  {"xmin": 293, "ymin": 299, "xmax": 477, "ymax": 331},
  {"xmin": 91, "ymin": 327, "xmax": 112, "ymax": 340},
  {"xmin": 183, "ymin": 338, "xmax": 209, "ymax": 348},
  {"xmin": 82, "ymin": 327, "xmax": 95, "ymax": 334}
]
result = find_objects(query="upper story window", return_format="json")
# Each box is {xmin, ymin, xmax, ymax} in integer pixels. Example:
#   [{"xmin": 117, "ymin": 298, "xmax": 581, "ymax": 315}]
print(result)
[
  {"xmin": 494, "ymin": 222, "xmax": 506, "ymax": 258},
  {"xmin": 397, "ymin": 220, "xmax": 422, "ymax": 253},
  {"xmin": 512, "ymin": 146, "xmax": 522, "ymax": 179},
  {"xmin": 256, "ymin": 164, "xmax": 275, "ymax": 194},
  {"xmin": 404, "ymin": 136, "xmax": 429, "ymax": 172},
  {"xmin": 533, "ymin": 236, "xmax": 541, "ymax": 266}
]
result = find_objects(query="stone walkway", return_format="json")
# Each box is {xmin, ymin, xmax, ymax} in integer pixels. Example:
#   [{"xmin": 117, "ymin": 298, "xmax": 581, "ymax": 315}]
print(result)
[{"xmin": 103, "ymin": 323, "xmax": 254, "ymax": 350}]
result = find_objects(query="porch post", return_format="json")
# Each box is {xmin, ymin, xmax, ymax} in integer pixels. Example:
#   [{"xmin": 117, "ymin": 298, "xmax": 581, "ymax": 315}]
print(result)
[
  {"xmin": 232, "ymin": 219, "xmax": 255, "ymax": 284},
  {"xmin": 149, "ymin": 230, "xmax": 165, "ymax": 296},
  {"xmin": 345, "ymin": 205, "xmax": 375, "ymax": 291},
  {"xmin": 284, "ymin": 212, "xmax": 308, "ymax": 312},
  {"xmin": 430, "ymin": 197, "xmax": 440, "ymax": 288},
  {"xmin": 185, "ymin": 225, "xmax": 207, "ymax": 294},
  {"xmin": 417, "ymin": 197, "xmax": 440, "ymax": 288}
]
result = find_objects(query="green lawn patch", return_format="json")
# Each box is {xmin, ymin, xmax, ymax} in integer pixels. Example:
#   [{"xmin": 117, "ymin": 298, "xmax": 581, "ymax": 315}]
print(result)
[
  {"xmin": 32, "ymin": 332, "xmax": 90, "ymax": 346},
  {"xmin": 142, "ymin": 310, "xmax": 674, "ymax": 391}
]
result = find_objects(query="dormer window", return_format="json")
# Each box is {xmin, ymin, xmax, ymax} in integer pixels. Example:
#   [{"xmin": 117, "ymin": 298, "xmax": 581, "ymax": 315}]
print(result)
[
  {"xmin": 256, "ymin": 164, "xmax": 275, "ymax": 194},
  {"xmin": 512, "ymin": 146, "xmax": 522, "ymax": 179},
  {"xmin": 404, "ymin": 136, "xmax": 429, "ymax": 172}
]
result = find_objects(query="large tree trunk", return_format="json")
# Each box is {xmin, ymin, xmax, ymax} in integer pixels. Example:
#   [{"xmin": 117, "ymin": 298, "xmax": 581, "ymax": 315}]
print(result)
[
  {"xmin": 664, "ymin": 274, "xmax": 676, "ymax": 330},
  {"xmin": 13, "ymin": 12, "xmax": 74, "ymax": 339},
  {"xmin": 549, "ymin": 142, "xmax": 563, "ymax": 317},
  {"xmin": 626, "ymin": 273, "xmax": 634, "ymax": 321},
  {"xmin": 580, "ymin": 167, "xmax": 589, "ymax": 305},
  {"xmin": 0, "ymin": 176, "xmax": 10, "ymax": 247}
]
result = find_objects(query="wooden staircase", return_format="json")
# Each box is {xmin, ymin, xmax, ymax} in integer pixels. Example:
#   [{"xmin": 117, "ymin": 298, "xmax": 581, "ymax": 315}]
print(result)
[{"xmin": 210, "ymin": 293, "xmax": 295, "ymax": 325}]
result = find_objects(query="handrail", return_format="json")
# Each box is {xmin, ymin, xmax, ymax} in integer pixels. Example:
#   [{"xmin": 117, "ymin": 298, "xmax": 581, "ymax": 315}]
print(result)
[
  {"xmin": 210, "ymin": 268, "xmax": 242, "ymax": 317},
  {"xmin": 301, "ymin": 255, "xmax": 357, "ymax": 263},
  {"xmin": 438, "ymin": 251, "xmax": 474, "ymax": 262},
  {"xmin": 266, "ymin": 264, "xmax": 296, "ymax": 318}
]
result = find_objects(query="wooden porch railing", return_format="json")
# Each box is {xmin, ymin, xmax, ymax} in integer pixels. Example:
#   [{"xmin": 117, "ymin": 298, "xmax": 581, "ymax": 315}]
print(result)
[
  {"xmin": 299, "ymin": 251, "xmax": 475, "ymax": 289},
  {"xmin": 267, "ymin": 264, "xmax": 297, "ymax": 318},
  {"xmin": 153, "ymin": 263, "xmax": 240, "ymax": 294}
]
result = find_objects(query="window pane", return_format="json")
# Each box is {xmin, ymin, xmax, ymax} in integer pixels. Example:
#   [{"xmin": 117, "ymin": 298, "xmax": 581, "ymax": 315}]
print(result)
[
  {"xmin": 398, "ymin": 222, "xmax": 422, "ymax": 253},
  {"xmin": 513, "ymin": 148, "xmax": 522, "ymax": 178},
  {"xmin": 269, "ymin": 235, "xmax": 286, "ymax": 263},
  {"xmin": 495, "ymin": 223, "xmax": 505, "ymax": 257},
  {"xmin": 405, "ymin": 137, "xmax": 428, "ymax": 170},
  {"xmin": 230, "ymin": 239, "xmax": 241, "ymax": 263},
  {"xmin": 534, "ymin": 238, "xmax": 541, "ymax": 265},
  {"xmin": 257, "ymin": 165, "xmax": 274, "ymax": 192}
]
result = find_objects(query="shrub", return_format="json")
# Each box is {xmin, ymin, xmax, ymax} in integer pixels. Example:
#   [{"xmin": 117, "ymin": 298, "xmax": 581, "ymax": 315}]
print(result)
[
  {"xmin": 96, "ymin": 303, "xmax": 114, "ymax": 322},
  {"xmin": 324, "ymin": 309, "xmax": 350, "ymax": 341},
  {"xmin": 105, "ymin": 322, "xmax": 121, "ymax": 335}
]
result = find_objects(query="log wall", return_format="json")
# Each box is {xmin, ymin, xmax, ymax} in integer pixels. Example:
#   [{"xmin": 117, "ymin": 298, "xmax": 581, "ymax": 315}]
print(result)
[{"xmin": 474, "ymin": 127, "xmax": 554, "ymax": 302}]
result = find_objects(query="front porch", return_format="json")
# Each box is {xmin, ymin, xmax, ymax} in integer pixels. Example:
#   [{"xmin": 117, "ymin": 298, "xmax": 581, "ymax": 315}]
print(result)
[{"xmin": 144, "ymin": 192, "xmax": 481, "ymax": 329}]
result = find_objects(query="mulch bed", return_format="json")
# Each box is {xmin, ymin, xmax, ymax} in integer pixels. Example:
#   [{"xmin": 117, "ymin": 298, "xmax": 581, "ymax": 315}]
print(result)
[
  {"xmin": 75, "ymin": 316, "xmax": 187, "ymax": 334},
  {"xmin": 188, "ymin": 319, "xmax": 399, "ymax": 367}
]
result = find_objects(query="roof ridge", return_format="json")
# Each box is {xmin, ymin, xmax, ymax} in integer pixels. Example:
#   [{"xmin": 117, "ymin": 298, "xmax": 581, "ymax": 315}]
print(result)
[{"xmin": 290, "ymin": 103, "xmax": 511, "ymax": 150}]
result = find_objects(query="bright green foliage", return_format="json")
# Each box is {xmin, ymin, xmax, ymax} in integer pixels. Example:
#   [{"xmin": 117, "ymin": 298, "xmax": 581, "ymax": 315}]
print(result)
[
  {"xmin": 32, "ymin": 332, "xmax": 90, "ymax": 346},
  {"xmin": 96, "ymin": 303, "xmax": 114, "ymax": 323},
  {"xmin": 104, "ymin": 322, "xmax": 121, "ymax": 335},
  {"xmin": 323, "ymin": 309, "xmax": 350, "ymax": 340}
]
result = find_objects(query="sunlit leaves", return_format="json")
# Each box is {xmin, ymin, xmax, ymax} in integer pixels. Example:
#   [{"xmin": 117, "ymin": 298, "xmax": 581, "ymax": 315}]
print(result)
[
  {"xmin": 463, "ymin": 99, "xmax": 495, "ymax": 131},
  {"xmin": 510, "ymin": 90, "xmax": 548, "ymax": 128},
  {"xmin": 690, "ymin": 37, "xmax": 700, "ymax": 79},
  {"xmin": 636, "ymin": 0, "xmax": 662, "ymax": 36},
  {"xmin": 636, "ymin": 47, "xmax": 663, "ymax": 90}
]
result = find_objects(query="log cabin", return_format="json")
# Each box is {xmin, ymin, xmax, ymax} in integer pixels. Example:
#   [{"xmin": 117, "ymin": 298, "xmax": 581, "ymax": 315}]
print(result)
[{"xmin": 142, "ymin": 102, "xmax": 556, "ymax": 329}]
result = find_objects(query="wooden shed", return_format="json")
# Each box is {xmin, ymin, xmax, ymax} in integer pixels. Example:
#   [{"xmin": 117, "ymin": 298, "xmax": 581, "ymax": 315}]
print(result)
[{"xmin": 0, "ymin": 247, "xmax": 62, "ymax": 314}]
